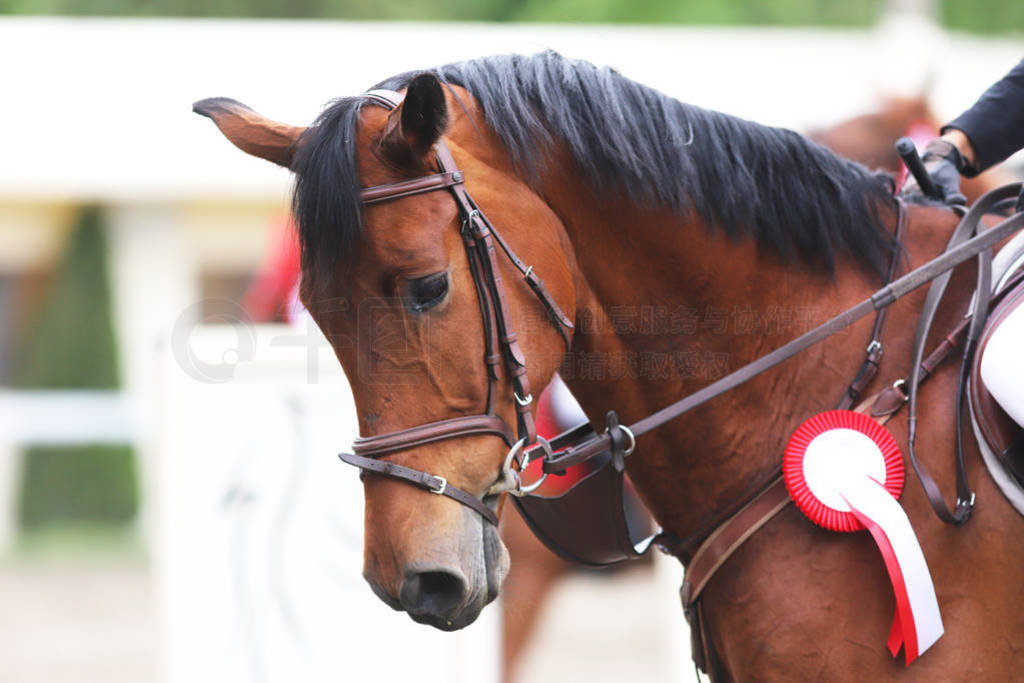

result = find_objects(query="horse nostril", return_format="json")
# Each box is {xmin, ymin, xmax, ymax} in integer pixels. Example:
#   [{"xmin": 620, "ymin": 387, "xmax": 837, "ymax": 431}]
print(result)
[{"xmin": 399, "ymin": 569, "xmax": 467, "ymax": 617}]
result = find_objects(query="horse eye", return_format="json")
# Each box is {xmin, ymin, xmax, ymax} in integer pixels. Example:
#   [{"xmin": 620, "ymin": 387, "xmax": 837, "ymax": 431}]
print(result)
[{"xmin": 405, "ymin": 272, "xmax": 449, "ymax": 312}]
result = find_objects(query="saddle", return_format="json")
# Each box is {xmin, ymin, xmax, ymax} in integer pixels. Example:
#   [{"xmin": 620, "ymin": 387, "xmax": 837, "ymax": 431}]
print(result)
[{"xmin": 969, "ymin": 277, "xmax": 1024, "ymax": 488}]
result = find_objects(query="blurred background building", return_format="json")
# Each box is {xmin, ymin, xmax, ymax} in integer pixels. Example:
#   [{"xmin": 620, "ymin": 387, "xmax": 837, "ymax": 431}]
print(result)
[{"xmin": 0, "ymin": 1, "xmax": 1021, "ymax": 682}]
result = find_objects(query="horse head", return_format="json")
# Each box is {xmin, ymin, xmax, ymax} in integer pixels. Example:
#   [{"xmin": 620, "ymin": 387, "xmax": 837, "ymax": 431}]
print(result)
[{"xmin": 194, "ymin": 72, "xmax": 576, "ymax": 630}]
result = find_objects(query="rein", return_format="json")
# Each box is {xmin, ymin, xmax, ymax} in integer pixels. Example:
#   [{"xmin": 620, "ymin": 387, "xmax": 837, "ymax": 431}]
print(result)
[
  {"xmin": 541, "ymin": 198, "xmax": 1024, "ymax": 480},
  {"xmin": 336, "ymin": 86, "xmax": 1024, "ymax": 557}
]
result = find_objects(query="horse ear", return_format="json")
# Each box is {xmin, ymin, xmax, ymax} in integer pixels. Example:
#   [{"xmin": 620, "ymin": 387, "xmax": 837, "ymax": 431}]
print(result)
[
  {"xmin": 380, "ymin": 73, "xmax": 449, "ymax": 164},
  {"xmin": 192, "ymin": 97, "xmax": 305, "ymax": 169}
]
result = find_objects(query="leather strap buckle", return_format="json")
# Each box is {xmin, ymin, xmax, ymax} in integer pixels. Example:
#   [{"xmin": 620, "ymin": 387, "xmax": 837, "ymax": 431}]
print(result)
[
  {"xmin": 429, "ymin": 476, "xmax": 448, "ymax": 495},
  {"xmin": 955, "ymin": 492, "xmax": 976, "ymax": 524}
]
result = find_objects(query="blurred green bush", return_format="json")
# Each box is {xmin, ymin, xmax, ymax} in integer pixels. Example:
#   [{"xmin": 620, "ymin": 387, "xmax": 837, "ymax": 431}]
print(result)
[
  {"xmin": 15, "ymin": 207, "xmax": 139, "ymax": 532},
  {"xmin": 2, "ymin": 0, "xmax": 1020, "ymax": 34},
  {"xmin": 19, "ymin": 445, "xmax": 138, "ymax": 529},
  {"xmin": 941, "ymin": 0, "xmax": 1024, "ymax": 34},
  {"xmin": 514, "ymin": 0, "xmax": 882, "ymax": 26},
  {"xmin": 2, "ymin": 0, "xmax": 1021, "ymax": 33}
]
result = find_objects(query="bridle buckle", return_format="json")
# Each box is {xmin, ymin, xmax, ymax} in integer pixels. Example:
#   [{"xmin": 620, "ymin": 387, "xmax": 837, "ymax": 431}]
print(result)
[
  {"xmin": 514, "ymin": 391, "xmax": 533, "ymax": 407},
  {"xmin": 430, "ymin": 476, "xmax": 448, "ymax": 495}
]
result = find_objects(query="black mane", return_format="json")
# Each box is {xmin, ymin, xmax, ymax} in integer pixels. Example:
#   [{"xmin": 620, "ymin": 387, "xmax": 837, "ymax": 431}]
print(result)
[{"xmin": 293, "ymin": 52, "xmax": 896, "ymax": 297}]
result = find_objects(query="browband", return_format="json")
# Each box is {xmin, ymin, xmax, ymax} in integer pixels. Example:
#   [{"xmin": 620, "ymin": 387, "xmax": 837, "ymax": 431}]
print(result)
[{"xmin": 361, "ymin": 171, "xmax": 465, "ymax": 205}]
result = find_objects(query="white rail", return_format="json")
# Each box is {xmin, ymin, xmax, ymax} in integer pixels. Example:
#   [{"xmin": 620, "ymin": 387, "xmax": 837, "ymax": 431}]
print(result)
[
  {"xmin": 0, "ymin": 390, "xmax": 141, "ymax": 445},
  {"xmin": 0, "ymin": 389, "xmax": 143, "ymax": 554}
]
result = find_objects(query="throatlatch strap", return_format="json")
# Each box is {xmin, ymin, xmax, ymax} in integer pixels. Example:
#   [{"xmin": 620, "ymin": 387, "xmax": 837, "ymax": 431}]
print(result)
[{"xmin": 836, "ymin": 201, "xmax": 908, "ymax": 410}]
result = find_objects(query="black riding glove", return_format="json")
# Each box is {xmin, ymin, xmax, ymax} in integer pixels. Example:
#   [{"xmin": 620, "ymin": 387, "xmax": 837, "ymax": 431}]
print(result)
[{"xmin": 901, "ymin": 139, "xmax": 970, "ymax": 205}]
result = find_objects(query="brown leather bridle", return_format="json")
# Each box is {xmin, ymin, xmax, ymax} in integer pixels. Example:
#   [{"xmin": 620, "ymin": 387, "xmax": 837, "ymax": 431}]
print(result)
[{"xmin": 337, "ymin": 89, "xmax": 574, "ymax": 526}]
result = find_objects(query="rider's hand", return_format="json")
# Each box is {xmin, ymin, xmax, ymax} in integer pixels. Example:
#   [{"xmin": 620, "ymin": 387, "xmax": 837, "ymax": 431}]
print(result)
[
  {"xmin": 900, "ymin": 137, "xmax": 974, "ymax": 205},
  {"xmin": 907, "ymin": 156, "xmax": 966, "ymax": 204}
]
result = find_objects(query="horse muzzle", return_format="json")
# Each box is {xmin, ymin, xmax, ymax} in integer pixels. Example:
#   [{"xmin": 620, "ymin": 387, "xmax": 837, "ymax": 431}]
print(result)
[{"xmin": 361, "ymin": 504, "xmax": 509, "ymax": 631}]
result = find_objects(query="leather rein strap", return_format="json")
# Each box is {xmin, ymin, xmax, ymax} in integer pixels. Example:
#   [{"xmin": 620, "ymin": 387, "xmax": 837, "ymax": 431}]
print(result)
[
  {"xmin": 903, "ymin": 185, "xmax": 1022, "ymax": 523},
  {"xmin": 542, "ymin": 191, "xmax": 1024, "ymax": 477},
  {"xmin": 337, "ymin": 89, "xmax": 573, "ymax": 525},
  {"xmin": 337, "ymin": 90, "xmax": 1023, "ymax": 572}
]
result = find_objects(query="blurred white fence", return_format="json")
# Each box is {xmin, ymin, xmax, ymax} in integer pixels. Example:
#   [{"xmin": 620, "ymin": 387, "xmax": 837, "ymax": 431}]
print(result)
[
  {"xmin": 0, "ymin": 390, "xmax": 142, "ymax": 552},
  {"xmin": 153, "ymin": 323, "xmax": 499, "ymax": 683}
]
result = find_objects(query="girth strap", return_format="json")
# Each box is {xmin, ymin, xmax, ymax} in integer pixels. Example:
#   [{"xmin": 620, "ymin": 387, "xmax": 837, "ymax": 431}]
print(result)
[{"xmin": 338, "ymin": 451, "xmax": 499, "ymax": 526}]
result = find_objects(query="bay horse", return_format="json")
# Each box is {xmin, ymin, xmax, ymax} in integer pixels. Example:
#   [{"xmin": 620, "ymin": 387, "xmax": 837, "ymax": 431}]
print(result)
[{"xmin": 194, "ymin": 52, "xmax": 1024, "ymax": 679}]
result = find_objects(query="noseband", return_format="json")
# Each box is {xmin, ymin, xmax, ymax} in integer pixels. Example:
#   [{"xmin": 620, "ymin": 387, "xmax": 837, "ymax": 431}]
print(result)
[{"xmin": 337, "ymin": 89, "xmax": 574, "ymax": 526}]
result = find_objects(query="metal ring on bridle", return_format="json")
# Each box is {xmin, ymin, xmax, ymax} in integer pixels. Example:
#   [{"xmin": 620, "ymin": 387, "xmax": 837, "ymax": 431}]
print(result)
[
  {"xmin": 486, "ymin": 436, "xmax": 551, "ymax": 497},
  {"xmin": 514, "ymin": 391, "xmax": 533, "ymax": 407},
  {"xmin": 515, "ymin": 471, "xmax": 548, "ymax": 495},
  {"xmin": 515, "ymin": 436, "xmax": 551, "ymax": 495},
  {"xmin": 620, "ymin": 424, "xmax": 636, "ymax": 455},
  {"xmin": 486, "ymin": 437, "xmax": 526, "ymax": 496},
  {"xmin": 606, "ymin": 424, "xmax": 636, "ymax": 456}
]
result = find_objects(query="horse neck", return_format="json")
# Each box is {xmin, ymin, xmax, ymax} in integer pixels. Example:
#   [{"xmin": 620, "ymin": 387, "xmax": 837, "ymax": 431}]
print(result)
[{"xmin": 541, "ymin": 170, "xmax": 964, "ymax": 544}]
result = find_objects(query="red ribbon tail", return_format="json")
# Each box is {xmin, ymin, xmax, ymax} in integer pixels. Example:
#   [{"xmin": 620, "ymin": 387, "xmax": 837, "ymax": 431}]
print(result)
[
  {"xmin": 849, "ymin": 505, "xmax": 919, "ymax": 665},
  {"xmin": 888, "ymin": 610, "xmax": 903, "ymax": 658}
]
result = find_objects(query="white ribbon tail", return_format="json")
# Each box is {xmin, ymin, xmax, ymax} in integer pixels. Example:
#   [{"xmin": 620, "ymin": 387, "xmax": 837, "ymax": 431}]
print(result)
[{"xmin": 841, "ymin": 476, "xmax": 944, "ymax": 664}]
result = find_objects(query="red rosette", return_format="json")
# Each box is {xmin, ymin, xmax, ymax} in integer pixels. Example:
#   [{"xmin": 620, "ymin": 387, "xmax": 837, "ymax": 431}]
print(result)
[{"xmin": 784, "ymin": 410, "xmax": 904, "ymax": 532}]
